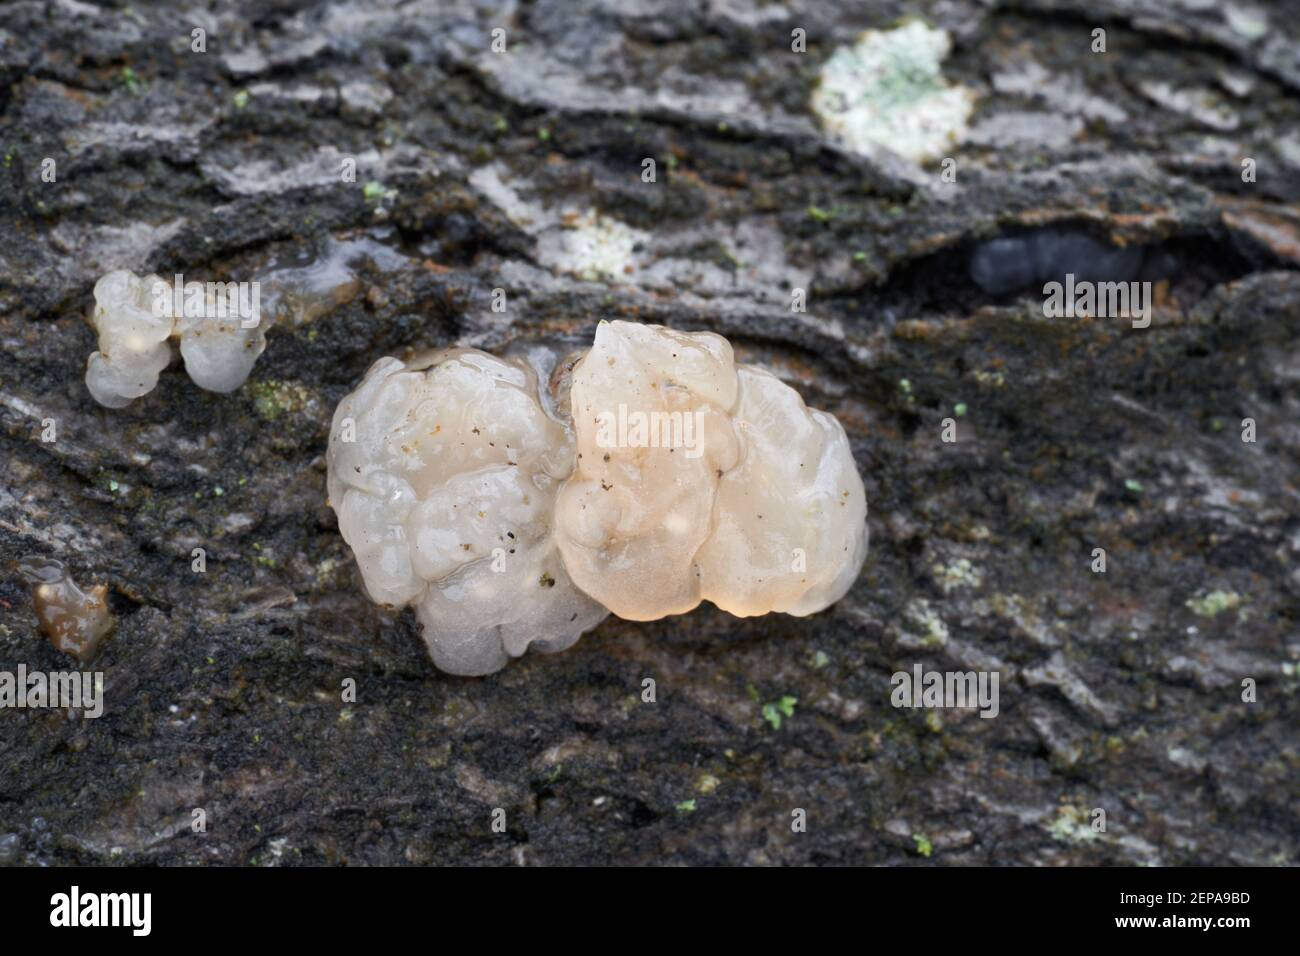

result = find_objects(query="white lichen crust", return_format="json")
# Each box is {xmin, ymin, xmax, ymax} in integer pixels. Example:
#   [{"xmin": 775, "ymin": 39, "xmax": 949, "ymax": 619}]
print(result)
[
  {"xmin": 554, "ymin": 320, "xmax": 868, "ymax": 621},
  {"xmin": 811, "ymin": 21, "xmax": 976, "ymax": 163},
  {"xmin": 85, "ymin": 270, "xmax": 268, "ymax": 407},
  {"xmin": 326, "ymin": 349, "xmax": 608, "ymax": 676}
]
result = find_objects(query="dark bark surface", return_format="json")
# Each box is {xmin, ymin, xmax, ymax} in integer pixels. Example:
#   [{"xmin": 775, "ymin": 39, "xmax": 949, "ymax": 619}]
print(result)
[{"xmin": 0, "ymin": 0, "xmax": 1297, "ymax": 865}]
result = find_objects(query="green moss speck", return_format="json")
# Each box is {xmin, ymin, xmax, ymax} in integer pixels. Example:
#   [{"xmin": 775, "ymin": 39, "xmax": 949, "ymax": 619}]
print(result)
[
  {"xmin": 249, "ymin": 380, "xmax": 312, "ymax": 421},
  {"xmin": 1185, "ymin": 590, "xmax": 1243, "ymax": 618},
  {"xmin": 762, "ymin": 695, "xmax": 797, "ymax": 730},
  {"xmin": 120, "ymin": 67, "xmax": 145, "ymax": 95}
]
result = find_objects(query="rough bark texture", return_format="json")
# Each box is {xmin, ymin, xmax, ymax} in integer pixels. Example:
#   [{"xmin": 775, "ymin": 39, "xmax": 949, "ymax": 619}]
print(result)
[{"xmin": 1, "ymin": 0, "xmax": 1297, "ymax": 866}]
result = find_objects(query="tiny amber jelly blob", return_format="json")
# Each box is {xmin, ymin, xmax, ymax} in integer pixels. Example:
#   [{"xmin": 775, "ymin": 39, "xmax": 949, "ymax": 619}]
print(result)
[{"xmin": 16, "ymin": 557, "xmax": 114, "ymax": 662}]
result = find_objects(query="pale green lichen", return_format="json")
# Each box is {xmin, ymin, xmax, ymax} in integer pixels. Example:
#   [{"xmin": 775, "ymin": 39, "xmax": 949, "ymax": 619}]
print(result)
[
  {"xmin": 1047, "ymin": 805, "xmax": 1100, "ymax": 844},
  {"xmin": 762, "ymin": 696, "xmax": 798, "ymax": 730},
  {"xmin": 1185, "ymin": 589, "xmax": 1244, "ymax": 618},
  {"xmin": 932, "ymin": 557, "xmax": 982, "ymax": 593},
  {"xmin": 120, "ymin": 67, "xmax": 146, "ymax": 96},
  {"xmin": 1225, "ymin": 7, "xmax": 1269, "ymax": 40},
  {"xmin": 811, "ymin": 21, "xmax": 976, "ymax": 162},
  {"xmin": 363, "ymin": 180, "xmax": 397, "ymax": 203},
  {"xmin": 249, "ymin": 379, "xmax": 313, "ymax": 421},
  {"xmin": 1281, "ymin": 662, "xmax": 1298, "ymax": 689},
  {"xmin": 905, "ymin": 598, "xmax": 950, "ymax": 646},
  {"xmin": 695, "ymin": 774, "xmax": 720, "ymax": 794},
  {"xmin": 558, "ymin": 213, "xmax": 648, "ymax": 281},
  {"xmin": 981, "ymin": 592, "xmax": 1057, "ymax": 646}
]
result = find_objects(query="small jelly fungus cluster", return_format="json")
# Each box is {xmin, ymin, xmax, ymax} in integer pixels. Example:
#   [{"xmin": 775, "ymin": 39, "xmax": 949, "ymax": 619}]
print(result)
[
  {"xmin": 85, "ymin": 270, "xmax": 268, "ymax": 408},
  {"xmin": 16, "ymin": 557, "xmax": 115, "ymax": 662},
  {"xmin": 326, "ymin": 349, "xmax": 608, "ymax": 676},
  {"xmin": 327, "ymin": 321, "xmax": 869, "ymax": 675},
  {"xmin": 555, "ymin": 321, "xmax": 867, "ymax": 620}
]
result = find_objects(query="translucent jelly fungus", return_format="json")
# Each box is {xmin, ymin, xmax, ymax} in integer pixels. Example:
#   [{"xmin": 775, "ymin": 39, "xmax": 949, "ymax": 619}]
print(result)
[
  {"xmin": 85, "ymin": 270, "xmax": 267, "ymax": 407},
  {"xmin": 554, "ymin": 321, "xmax": 868, "ymax": 620},
  {"xmin": 329, "ymin": 323, "xmax": 868, "ymax": 674},
  {"xmin": 326, "ymin": 348, "xmax": 609, "ymax": 676},
  {"xmin": 16, "ymin": 557, "xmax": 114, "ymax": 662}
]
